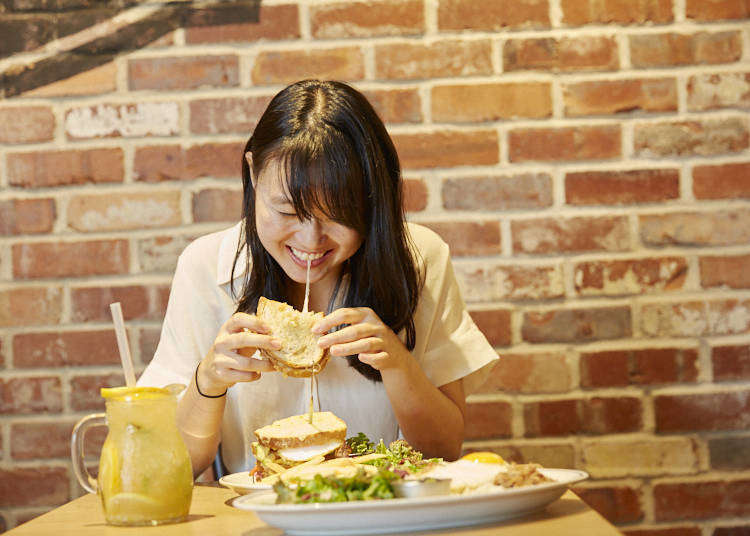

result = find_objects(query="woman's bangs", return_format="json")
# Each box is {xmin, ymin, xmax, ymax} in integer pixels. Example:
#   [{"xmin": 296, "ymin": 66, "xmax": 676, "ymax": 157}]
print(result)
[{"xmin": 280, "ymin": 133, "xmax": 367, "ymax": 232}]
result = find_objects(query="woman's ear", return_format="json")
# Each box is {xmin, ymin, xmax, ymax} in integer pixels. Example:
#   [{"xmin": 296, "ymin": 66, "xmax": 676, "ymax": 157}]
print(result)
[{"xmin": 245, "ymin": 152, "xmax": 256, "ymax": 187}]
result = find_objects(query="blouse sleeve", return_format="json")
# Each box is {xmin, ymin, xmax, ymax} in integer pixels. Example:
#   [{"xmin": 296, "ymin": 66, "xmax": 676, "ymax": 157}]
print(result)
[
  {"xmin": 411, "ymin": 226, "xmax": 499, "ymax": 394},
  {"xmin": 137, "ymin": 245, "xmax": 219, "ymax": 389}
]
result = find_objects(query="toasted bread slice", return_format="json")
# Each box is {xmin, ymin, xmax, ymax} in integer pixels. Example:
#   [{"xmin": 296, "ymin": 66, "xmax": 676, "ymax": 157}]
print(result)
[
  {"xmin": 240, "ymin": 297, "xmax": 329, "ymax": 378},
  {"xmin": 254, "ymin": 411, "xmax": 347, "ymax": 451}
]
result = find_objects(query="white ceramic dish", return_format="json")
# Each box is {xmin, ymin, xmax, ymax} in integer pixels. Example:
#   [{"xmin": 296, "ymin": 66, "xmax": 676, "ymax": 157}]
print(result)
[
  {"xmin": 231, "ymin": 468, "xmax": 589, "ymax": 535},
  {"xmin": 219, "ymin": 472, "xmax": 272, "ymax": 495}
]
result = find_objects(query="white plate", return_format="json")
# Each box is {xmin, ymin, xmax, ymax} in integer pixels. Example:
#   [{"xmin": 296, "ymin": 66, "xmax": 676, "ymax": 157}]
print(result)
[
  {"xmin": 231, "ymin": 468, "xmax": 588, "ymax": 535},
  {"xmin": 219, "ymin": 472, "xmax": 272, "ymax": 495}
]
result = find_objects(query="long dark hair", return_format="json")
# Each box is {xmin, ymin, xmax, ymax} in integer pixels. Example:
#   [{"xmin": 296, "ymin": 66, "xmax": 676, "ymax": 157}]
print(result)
[{"xmin": 231, "ymin": 80, "xmax": 423, "ymax": 382}]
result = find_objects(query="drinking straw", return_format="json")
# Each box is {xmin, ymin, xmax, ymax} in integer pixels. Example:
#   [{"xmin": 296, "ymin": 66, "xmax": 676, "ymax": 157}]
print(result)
[{"xmin": 109, "ymin": 302, "xmax": 136, "ymax": 387}]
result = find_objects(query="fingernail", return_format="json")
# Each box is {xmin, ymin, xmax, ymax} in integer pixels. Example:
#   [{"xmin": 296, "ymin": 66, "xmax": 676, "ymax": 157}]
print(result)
[
  {"xmin": 317, "ymin": 336, "xmax": 327, "ymax": 347},
  {"xmin": 271, "ymin": 338, "xmax": 282, "ymax": 349}
]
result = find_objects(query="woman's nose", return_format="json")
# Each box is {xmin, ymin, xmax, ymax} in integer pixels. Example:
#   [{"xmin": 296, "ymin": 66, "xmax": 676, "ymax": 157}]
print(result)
[{"xmin": 297, "ymin": 218, "xmax": 325, "ymax": 245}]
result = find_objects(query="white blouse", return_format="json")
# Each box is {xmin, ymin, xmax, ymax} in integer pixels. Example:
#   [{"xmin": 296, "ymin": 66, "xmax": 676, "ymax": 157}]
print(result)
[{"xmin": 138, "ymin": 222, "xmax": 498, "ymax": 473}]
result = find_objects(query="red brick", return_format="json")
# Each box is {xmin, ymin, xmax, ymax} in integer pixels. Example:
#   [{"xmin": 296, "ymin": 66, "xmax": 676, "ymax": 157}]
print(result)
[
  {"xmin": 7, "ymin": 148, "xmax": 124, "ymax": 188},
  {"xmin": 193, "ymin": 188, "xmax": 243, "ymax": 223},
  {"xmin": 630, "ymin": 31, "xmax": 742, "ymax": 68},
  {"xmin": 464, "ymin": 401, "xmax": 512, "ymax": 439},
  {"xmin": 24, "ymin": 62, "xmax": 116, "ymax": 98},
  {"xmin": 70, "ymin": 373, "xmax": 125, "ymax": 412},
  {"xmin": 64, "ymin": 102, "xmax": 179, "ymax": 140},
  {"xmin": 67, "ymin": 192, "xmax": 182, "ymax": 232},
  {"xmin": 656, "ymin": 390, "xmax": 750, "ymax": 432},
  {"xmin": 688, "ymin": 72, "xmax": 750, "ymax": 111},
  {"xmin": 476, "ymin": 352, "xmax": 573, "ymax": 393},
  {"xmin": 135, "ymin": 143, "xmax": 242, "ymax": 182},
  {"xmin": 189, "ymin": 95, "xmax": 272, "ymax": 134},
  {"xmin": 71, "ymin": 285, "xmax": 165, "ymax": 322},
  {"xmin": 509, "ymin": 125, "xmax": 621, "ymax": 162},
  {"xmin": 186, "ymin": 4, "xmax": 300, "ymax": 43},
  {"xmin": 512, "ymin": 216, "xmax": 630, "ymax": 254},
  {"xmin": 583, "ymin": 396, "xmax": 642, "ymax": 434},
  {"xmin": 562, "ymin": 0, "xmax": 673, "ymax": 24},
  {"xmin": 362, "ymin": 88, "xmax": 422, "ymax": 124},
  {"xmin": 686, "ymin": 0, "xmax": 750, "ymax": 20},
  {"xmin": 0, "ymin": 106, "xmax": 54, "ymax": 144},
  {"xmin": 713, "ymin": 344, "xmax": 750, "ymax": 381},
  {"xmin": 128, "ymin": 55, "xmax": 239, "ymax": 91},
  {"xmin": 13, "ymin": 330, "xmax": 120, "ymax": 368},
  {"xmin": 311, "ymin": 0, "xmax": 423, "ymax": 38},
  {"xmin": 634, "ymin": 118, "xmax": 748, "ymax": 157},
  {"xmin": 522, "ymin": 306, "xmax": 631, "ymax": 343},
  {"xmin": 403, "ymin": 178, "xmax": 427, "ymax": 212},
  {"xmin": 443, "ymin": 174, "xmax": 553, "ymax": 211},
  {"xmin": 709, "ymin": 436, "xmax": 750, "ymax": 470},
  {"xmin": 563, "ymin": 78, "xmax": 677, "ymax": 116},
  {"xmin": 376, "ymin": 40, "xmax": 492, "ymax": 80},
  {"xmin": 504, "ymin": 36, "xmax": 619, "ymax": 72},
  {"xmin": 11, "ymin": 422, "xmax": 74, "ymax": 460},
  {"xmin": 468, "ymin": 309, "xmax": 512, "ymax": 347},
  {"xmin": 623, "ymin": 529, "xmax": 701, "ymax": 536},
  {"xmin": 421, "ymin": 221, "xmax": 501, "ymax": 257},
  {"xmin": 0, "ymin": 287, "xmax": 63, "ymax": 328},
  {"xmin": 0, "ymin": 376, "xmax": 62, "ymax": 414},
  {"xmin": 393, "ymin": 130, "xmax": 498, "ymax": 169},
  {"xmin": 432, "ymin": 82, "xmax": 552, "ymax": 122},
  {"xmin": 714, "ymin": 526, "xmax": 750, "ymax": 536},
  {"xmin": 640, "ymin": 210, "xmax": 750, "ymax": 247},
  {"xmin": 525, "ymin": 396, "xmax": 641, "ymax": 436},
  {"xmin": 566, "ymin": 169, "xmax": 679, "ymax": 205},
  {"xmin": 524, "ymin": 399, "xmax": 580, "ymax": 436},
  {"xmin": 701, "ymin": 254, "xmax": 750, "ymax": 289},
  {"xmin": 252, "ymin": 47, "xmax": 364, "ymax": 86},
  {"xmin": 641, "ymin": 299, "xmax": 750, "ymax": 337},
  {"xmin": 0, "ymin": 467, "xmax": 69, "ymax": 507},
  {"xmin": 693, "ymin": 162, "xmax": 750, "ymax": 199},
  {"xmin": 139, "ymin": 327, "xmax": 162, "ymax": 366},
  {"xmin": 438, "ymin": 0, "xmax": 549, "ymax": 30},
  {"xmin": 12, "ymin": 240, "xmax": 129, "ymax": 279},
  {"xmin": 574, "ymin": 257, "xmax": 688, "ymax": 296},
  {"xmin": 0, "ymin": 198, "xmax": 56, "ymax": 236},
  {"xmin": 574, "ymin": 486, "xmax": 643, "ymax": 523},
  {"xmin": 185, "ymin": 142, "xmax": 243, "ymax": 179},
  {"xmin": 136, "ymin": 234, "xmax": 197, "ymax": 274},
  {"xmin": 581, "ymin": 347, "xmax": 698, "ymax": 388},
  {"xmin": 454, "ymin": 263, "xmax": 565, "ymax": 302},
  {"xmin": 654, "ymin": 479, "xmax": 750, "ymax": 520}
]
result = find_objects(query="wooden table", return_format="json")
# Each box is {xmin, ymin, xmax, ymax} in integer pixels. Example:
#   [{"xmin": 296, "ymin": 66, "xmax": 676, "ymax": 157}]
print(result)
[{"xmin": 5, "ymin": 485, "xmax": 622, "ymax": 535}]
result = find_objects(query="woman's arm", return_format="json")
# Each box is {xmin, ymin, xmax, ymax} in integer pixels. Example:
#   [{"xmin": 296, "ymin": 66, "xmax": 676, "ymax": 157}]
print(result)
[
  {"xmin": 176, "ymin": 313, "xmax": 279, "ymax": 478},
  {"xmin": 314, "ymin": 308, "xmax": 466, "ymax": 460}
]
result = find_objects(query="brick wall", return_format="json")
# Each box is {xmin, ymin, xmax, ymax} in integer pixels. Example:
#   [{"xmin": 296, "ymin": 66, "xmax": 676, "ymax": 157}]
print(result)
[{"xmin": 1, "ymin": 0, "xmax": 749, "ymax": 533}]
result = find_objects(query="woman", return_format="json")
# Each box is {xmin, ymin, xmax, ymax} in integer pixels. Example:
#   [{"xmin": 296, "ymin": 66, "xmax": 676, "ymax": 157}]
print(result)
[{"xmin": 138, "ymin": 80, "xmax": 498, "ymax": 477}]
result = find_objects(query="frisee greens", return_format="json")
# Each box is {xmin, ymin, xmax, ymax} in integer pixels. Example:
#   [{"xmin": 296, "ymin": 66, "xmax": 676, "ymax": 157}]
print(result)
[{"xmin": 274, "ymin": 468, "xmax": 395, "ymax": 504}]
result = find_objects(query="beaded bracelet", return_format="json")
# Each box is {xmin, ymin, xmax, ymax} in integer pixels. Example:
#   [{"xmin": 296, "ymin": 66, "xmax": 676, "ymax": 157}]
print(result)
[{"xmin": 195, "ymin": 362, "xmax": 227, "ymax": 398}]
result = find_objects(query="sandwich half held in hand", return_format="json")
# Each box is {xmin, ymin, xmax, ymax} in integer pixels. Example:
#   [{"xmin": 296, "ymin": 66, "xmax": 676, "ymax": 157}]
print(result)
[
  {"xmin": 251, "ymin": 411, "xmax": 348, "ymax": 479},
  {"xmin": 239, "ymin": 297, "xmax": 330, "ymax": 377}
]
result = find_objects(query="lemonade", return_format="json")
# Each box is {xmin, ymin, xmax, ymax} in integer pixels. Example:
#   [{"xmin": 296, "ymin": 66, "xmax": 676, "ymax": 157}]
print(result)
[{"xmin": 72, "ymin": 386, "xmax": 193, "ymax": 526}]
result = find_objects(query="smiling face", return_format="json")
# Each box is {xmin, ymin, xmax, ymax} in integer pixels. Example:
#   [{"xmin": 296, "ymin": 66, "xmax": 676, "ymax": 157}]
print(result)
[{"xmin": 253, "ymin": 158, "xmax": 364, "ymax": 301}]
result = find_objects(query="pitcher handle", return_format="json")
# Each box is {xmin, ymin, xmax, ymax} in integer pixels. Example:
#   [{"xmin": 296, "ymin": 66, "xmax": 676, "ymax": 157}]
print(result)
[{"xmin": 71, "ymin": 413, "xmax": 105, "ymax": 494}]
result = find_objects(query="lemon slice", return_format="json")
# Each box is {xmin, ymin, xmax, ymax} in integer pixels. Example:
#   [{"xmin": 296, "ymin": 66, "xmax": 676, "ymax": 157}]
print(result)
[
  {"xmin": 106, "ymin": 492, "xmax": 167, "ymax": 517},
  {"xmin": 460, "ymin": 451, "xmax": 506, "ymax": 464},
  {"xmin": 100, "ymin": 387, "xmax": 170, "ymax": 400}
]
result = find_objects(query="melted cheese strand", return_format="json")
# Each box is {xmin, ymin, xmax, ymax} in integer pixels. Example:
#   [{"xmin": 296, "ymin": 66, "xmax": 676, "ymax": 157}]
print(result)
[{"xmin": 302, "ymin": 258, "xmax": 311, "ymax": 314}]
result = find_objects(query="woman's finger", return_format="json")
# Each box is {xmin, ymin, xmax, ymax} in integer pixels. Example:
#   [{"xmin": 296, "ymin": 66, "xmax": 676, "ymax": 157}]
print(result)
[
  {"xmin": 330, "ymin": 337, "xmax": 383, "ymax": 357},
  {"xmin": 220, "ymin": 331, "xmax": 281, "ymax": 352},
  {"xmin": 227, "ymin": 351, "xmax": 276, "ymax": 372},
  {"xmin": 312, "ymin": 308, "xmax": 369, "ymax": 334},
  {"xmin": 317, "ymin": 323, "xmax": 376, "ymax": 348},
  {"xmin": 224, "ymin": 312, "xmax": 271, "ymax": 334}
]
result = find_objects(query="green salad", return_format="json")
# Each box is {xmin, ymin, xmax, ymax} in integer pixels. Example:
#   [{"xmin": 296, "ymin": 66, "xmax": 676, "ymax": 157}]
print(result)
[{"xmin": 273, "ymin": 434, "xmax": 441, "ymax": 504}]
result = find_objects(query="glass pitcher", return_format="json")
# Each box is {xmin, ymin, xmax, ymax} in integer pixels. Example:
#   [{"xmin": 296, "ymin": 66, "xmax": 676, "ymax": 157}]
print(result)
[{"xmin": 71, "ymin": 386, "xmax": 193, "ymax": 526}]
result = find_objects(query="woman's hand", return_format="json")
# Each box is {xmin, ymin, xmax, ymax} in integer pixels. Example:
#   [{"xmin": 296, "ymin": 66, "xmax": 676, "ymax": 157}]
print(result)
[
  {"xmin": 197, "ymin": 312, "xmax": 280, "ymax": 395},
  {"xmin": 313, "ymin": 307, "xmax": 410, "ymax": 371}
]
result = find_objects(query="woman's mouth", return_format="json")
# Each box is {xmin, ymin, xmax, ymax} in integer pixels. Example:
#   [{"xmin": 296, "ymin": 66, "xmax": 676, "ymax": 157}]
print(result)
[{"xmin": 288, "ymin": 246, "xmax": 330, "ymax": 267}]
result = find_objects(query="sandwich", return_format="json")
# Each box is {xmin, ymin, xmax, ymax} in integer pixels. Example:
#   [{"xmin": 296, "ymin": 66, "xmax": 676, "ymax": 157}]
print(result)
[
  {"xmin": 251, "ymin": 411, "xmax": 348, "ymax": 480},
  {"xmin": 239, "ymin": 297, "xmax": 330, "ymax": 377}
]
